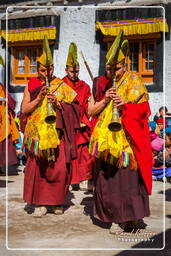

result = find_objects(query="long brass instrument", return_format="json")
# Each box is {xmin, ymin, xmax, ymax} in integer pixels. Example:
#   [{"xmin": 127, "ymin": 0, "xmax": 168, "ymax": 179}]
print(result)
[
  {"xmin": 45, "ymin": 76, "xmax": 56, "ymax": 124},
  {"xmin": 108, "ymin": 77, "xmax": 122, "ymax": 132}
]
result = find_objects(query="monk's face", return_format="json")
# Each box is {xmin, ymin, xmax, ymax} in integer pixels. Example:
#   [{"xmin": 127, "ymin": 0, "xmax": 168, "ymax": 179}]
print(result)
[
  {"xmin": 114, "ymin": 62, "xmax": 126, "ymax": 81},
  {"xmin": 105, "ymin": 65, "xmax": 114, "ymax": 81},
  {"xmin": 159, "ymin": 108, "xmax": 166, "ymax": 117},
  {"xmin": 105, "ymin": 62, "xmax": 126, "ymax": 81},
  {"xmin": 38, "ymin": 63, "xmax": 54, "ymax": 81},
  {"xmin": 66, "ymin": 65, "xmax": 79, "ymax": 82}
]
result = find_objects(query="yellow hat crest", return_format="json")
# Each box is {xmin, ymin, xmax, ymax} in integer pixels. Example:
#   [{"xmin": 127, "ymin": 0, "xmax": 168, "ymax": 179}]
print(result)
[
  {"xmin": 66, "ymin": 42, "xmax": 79, "ymax": 67},
  {"xmin": 106, "ymin": 30, "xmax": 128, "ymax": 65},
  {"xmin": 38, "ymin": 35, "xmax": 53, "ymax": 66},
  {"xmin": 0, "ymin": 55, "xmax": 5, "ymax": 67}
]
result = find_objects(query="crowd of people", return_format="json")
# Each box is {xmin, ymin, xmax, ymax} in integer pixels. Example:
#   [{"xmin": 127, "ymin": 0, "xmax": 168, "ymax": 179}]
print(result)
[
  {"xmin": 0, "ymin": 31, "xmax": 171, "ymax": 235},
  {"xmin": 149, "ymin": 106, "xmax": 171, "ymax": 182}
]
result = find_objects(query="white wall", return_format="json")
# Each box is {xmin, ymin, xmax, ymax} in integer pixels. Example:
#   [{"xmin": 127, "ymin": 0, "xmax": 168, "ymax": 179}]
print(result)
[
  {"xmin": 149, "ymin": 28, "xmax": 171, "ymax": 118},
  {"xmin": 54, "ymin": 6, "xmax": 99, "ymax": 87},
  {"xmin": 11, "ymin": 92, "xmax": 23, "ymax": 113},
  {"xmin": 148, "ymin": 92, "xmax": 164, "ymax": 120},
  {"xmin": 0, "ymin": 46, "xmax": 5, "ymax": 84}
]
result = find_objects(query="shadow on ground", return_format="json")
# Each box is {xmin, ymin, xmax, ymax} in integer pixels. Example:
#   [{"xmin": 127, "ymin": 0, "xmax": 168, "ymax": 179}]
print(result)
[
  {"xmin": 158, "ymin": 188, "xmax": 171, "ymax": 202},
  {"xmin": 0, "ymin": 164, "xmax": 22, "ymax": 176},
  {"xmin": 113, "ymin": 228, "xmax": 171, "ymax": 255},
  {"xmin": 80, "ymin": 195, "xmax": 111, "ymax": 229},
  {"xmin": 0, "ymin": 180, "xmax": 14, "ymax": 188}
]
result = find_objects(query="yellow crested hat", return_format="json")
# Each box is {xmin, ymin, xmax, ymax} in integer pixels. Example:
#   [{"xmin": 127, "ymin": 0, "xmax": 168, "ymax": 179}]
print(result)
[
  {"xmin": 66, "ymin": 42, "xmax": 79, "ymax": 67},
  {"xmin": 0, "ymin": 55, "xmax": 5, "ymax": 67},
  {"xmin": 106, "ymin": 30, "xmax": 128, "ymax": 66},
  {"xmin": 38, "ymin": 35, "xmax": 53, "ymax": 66}
]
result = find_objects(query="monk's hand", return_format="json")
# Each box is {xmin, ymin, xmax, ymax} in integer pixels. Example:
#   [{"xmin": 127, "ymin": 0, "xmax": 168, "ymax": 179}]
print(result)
[
  {"xmin": 113, "ymin": 94, "xmax": 124, "ymax": 107},
  {"xmin": 37, "ymin": 86, "xmax": 49, "ymax": 101},
  {"xmin": 47, "ymin": 94, "xmax": 61, "ymax": 109},
  {"xmin": 47, "ymin": 93, "xmax": 56, "ymax": 103},
  {"xmin": 104, "ymin": 88, "xmax": 116, "ymax": 103}
]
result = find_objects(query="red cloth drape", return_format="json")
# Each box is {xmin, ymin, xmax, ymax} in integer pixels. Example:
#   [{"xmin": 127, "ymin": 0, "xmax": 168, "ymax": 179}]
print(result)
[{"xmin": 122, "ymin": 101, "xmax": 152, "ymax": 195}]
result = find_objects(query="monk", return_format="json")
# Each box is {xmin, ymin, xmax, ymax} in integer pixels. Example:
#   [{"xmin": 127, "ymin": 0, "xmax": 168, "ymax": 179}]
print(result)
[
  {"xmin": 0, "ymin": 55, "xmax": 19, "ymax": 172},
  {"xmin": 63, "ymin": 42, "xmax": 93, "ymax": 191},
  {"xmin": 22, "ymin": 36, "xmax": 80, "ymax": 217},
  {"xmin": 88, "ymin": 31, "xmax": 152, "ymax": 234}
]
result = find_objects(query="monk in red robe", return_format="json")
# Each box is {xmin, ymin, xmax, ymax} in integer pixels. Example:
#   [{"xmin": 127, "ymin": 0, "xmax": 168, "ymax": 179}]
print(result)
[
  {"xmin": 22, "ymin": 36, "xmax": 80, "ymax": 217},
  {"xmin": 62, "ymin": 42, "xmax": 93, "ymax": 191},
  {"xmin": 0, "ymin": 56, "xmax": 19, "ymax": 172},
  {"xmin": 88, "ymin": 31, "xmax": 152, "ymax": 234}
]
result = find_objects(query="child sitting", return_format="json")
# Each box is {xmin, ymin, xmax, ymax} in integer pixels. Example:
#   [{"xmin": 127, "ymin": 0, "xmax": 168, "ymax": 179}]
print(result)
[
  {"xmin": 152, "ymin": 128, "xmax": 171, "ymax": 182},
  {"xmin": 156, "ymin": 118, "xmax": 167, "ymax": 138},
  {"xmin": 154, "ymin": 106, "xmax": 168, "ymax": 123},
  {"xmin": 148, "ymin": 121, "xmax": 158, "ymax": 141}
]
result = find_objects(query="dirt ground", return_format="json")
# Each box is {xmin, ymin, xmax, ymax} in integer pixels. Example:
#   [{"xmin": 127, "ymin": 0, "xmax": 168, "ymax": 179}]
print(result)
[{"xmin": 0, "ymin": 165, "xmax": 171, "ymax": 256}]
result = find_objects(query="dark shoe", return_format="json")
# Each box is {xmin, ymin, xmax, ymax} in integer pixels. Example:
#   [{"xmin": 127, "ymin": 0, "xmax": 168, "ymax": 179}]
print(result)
[
  {"xmin": 124, "ymin": 219, "xmax": 147, "ymax": 231},
  {"xmin": 71, "ymin": 184, "xmax": 80, "ymax": 191}
]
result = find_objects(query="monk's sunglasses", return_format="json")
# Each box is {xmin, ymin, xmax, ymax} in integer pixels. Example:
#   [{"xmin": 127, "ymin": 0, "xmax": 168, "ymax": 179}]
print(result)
[
  {"xmin": 69, "ymin": 70, "xmax": 79, "ymax": 74},
  {"xmin": 106, "ymin": 67, "xmax": 122, "ymax": 71}
]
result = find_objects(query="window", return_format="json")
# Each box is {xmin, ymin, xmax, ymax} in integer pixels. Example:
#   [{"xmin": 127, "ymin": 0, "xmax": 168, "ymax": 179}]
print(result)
[
  {"xmin": 108, "ymin": 39, "xmax": 156, "ymax": 84},
  {"xmin": 127, "ymin": 40, "xmax": 156, "ymax": 84},
  {"xmin": 12, "ymin": 46, "xmax": 42, "ymax": 85}
]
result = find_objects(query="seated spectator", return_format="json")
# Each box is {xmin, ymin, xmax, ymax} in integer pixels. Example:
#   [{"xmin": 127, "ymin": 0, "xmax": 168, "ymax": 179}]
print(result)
[
  {"xmin": 154, "ymin": 106, "xmax": 168, "ymax": 123},
  {"xmin": 151, "ymin": 137, "xmax": 164, "ymax": 166},
  {"xmin": 148, "ymin": 121, "xmax": 158, "ymax": 141},
  {"xmin": 152, "ymin": 128, "xmax": 171, "ymax": 182},
  {"xmin": 156, "ymin": 118, "xmax": 167, "ymax": 138},
  {"xmin": 15, "ymin": 122, "xmax": 27, "ymax": 166}
]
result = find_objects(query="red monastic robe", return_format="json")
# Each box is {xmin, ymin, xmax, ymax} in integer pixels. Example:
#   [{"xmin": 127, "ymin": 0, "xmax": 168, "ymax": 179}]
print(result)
[
  {"xmin": 23, "ymin": 77, "xmax": 80, "ymax": 205},
  {"xmin": 62, "ymin": 76, "xmax": 93, "ymax": 183},
  {"xmin": 0, "ymin": 83, "xmax": 19, "ymax": 167}
]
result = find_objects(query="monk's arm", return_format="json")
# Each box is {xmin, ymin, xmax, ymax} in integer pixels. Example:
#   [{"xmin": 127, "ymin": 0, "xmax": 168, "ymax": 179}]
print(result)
[
  {"xmin": 88, "ymin": 94, "xmax": 109, "ymax": 117},
  {"xmin": 21, "ymin": 85, "xmax": 42, "ymax": 114},
  {"xmin": 88, "ymin": 86, "xmax": 118, "ymax": 116}
]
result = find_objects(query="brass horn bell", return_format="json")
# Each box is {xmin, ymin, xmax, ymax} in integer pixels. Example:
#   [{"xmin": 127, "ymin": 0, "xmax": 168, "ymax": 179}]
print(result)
[
  {"xmin": 108, "ymin": 77, "xmax": 122, "ymax": 132},
  {"xmin": 108, "ymin": 105, "xmax": 122, "ymax": 131},
  {"xmin": 44, "ymin": 76, "xmax": 56, "ymax": 124},
  {"xmin": 45, "ymin": 101, "xmax": 56, "ymax": 124}
]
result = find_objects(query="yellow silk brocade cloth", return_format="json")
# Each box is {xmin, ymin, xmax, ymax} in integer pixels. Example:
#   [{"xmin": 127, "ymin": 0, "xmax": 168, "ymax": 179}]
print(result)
[
  {"xmin": 24, "ymin": 78, "xmax": 77, "ymax": 159},
  {"xmin": 96, "ymin": 17, "xmax": 168, "ymax": 36},
  {"xmin": 0, "ymin": 86, "xmax": 19, "ymax": 143},
  {"xmin": 1, "ymin": 26, "xmax": 56, "ymax": 42},
  {"xmin": 89, "ymin": 72, "xmax": 149, "ymax": 169}
]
